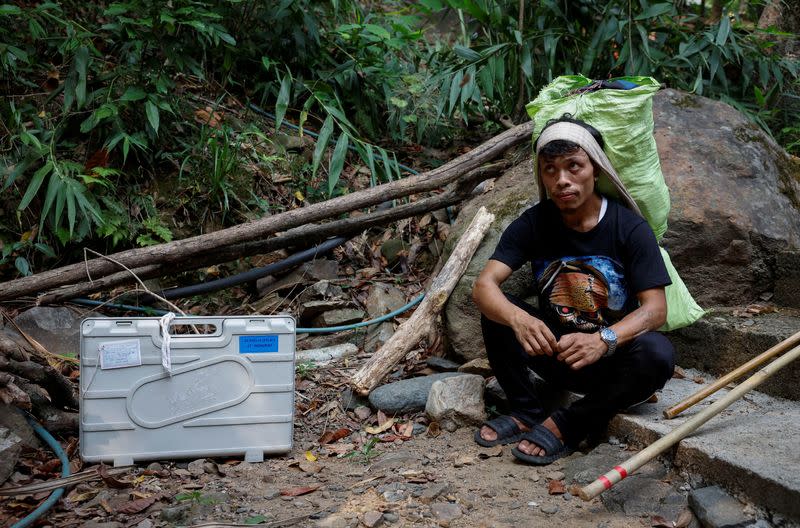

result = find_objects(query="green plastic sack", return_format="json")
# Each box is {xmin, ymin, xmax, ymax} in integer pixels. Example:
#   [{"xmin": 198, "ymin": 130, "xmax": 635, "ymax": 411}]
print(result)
[{"xmin": 527, "ymin": 75, "xmax": 704, "ymax": 331}]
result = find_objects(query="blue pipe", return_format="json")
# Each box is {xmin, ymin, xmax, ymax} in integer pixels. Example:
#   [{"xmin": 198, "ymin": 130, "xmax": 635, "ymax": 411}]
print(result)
[
  {"xmin": 296, "ymin": 293, "xmax": 424, "ymax": 333},
  {"xmin": 70, "ymin": 293, "xmax": 426, "ymax": 334},
  {"xmin": 11, "ymin": 413, "xmax": 70, "ymax": 528}
]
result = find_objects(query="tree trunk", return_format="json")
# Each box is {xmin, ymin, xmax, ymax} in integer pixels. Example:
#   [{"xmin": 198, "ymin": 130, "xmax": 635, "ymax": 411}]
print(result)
[
  {"xmin": 351, "ymin": 206, "xmax": 495, "ymax": 394},
  {"xmin": 0, "ymin": 122, "xmax": 533, "ymax": 302}
]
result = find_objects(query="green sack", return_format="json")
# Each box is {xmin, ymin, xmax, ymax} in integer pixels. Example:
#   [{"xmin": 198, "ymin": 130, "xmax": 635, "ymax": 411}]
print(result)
[{"xmin": 527, "ymin": 75, "xmax": 704, "ymax": 331}]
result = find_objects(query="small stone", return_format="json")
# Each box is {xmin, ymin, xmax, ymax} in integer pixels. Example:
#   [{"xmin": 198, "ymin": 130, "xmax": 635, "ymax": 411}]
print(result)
[
  {"xmin": 457, "ymin": 358, "xmax": 492, "ymax": 377},
  {"xmin": 383, "ymin": 512, "xmax": 399, "ymax": 523},
  {"xmin": 607, "ymin": 436, "xmax": 620, "ymax": 446},
  {"xmin": 528, "ymin": 501, "xmax": 539, "ymax": 508},
  {"xmin": 354, "ymin": 406, "xmax": 372, "ymax": 420},
  {"xmin": 426, "ymin": 357, "xmax": 461, "ymax": 372},
  {"xmin": 453, "ymin": 454, "xmax": 475, "ymax": 468},
  {"xmin": 187, "ymin": 458, "xmax": 206, "ymax": 476},
  {"xmin": 412, "ymin": 423, "xmax": 427, "ymax": 435},
  {"xmin": 135, "ymin": 520, "xmax": 154, "ymax": 528},
  {"xmin": 264, "ymin": 488, "xmax": 281, "ymax": 499},
  {"xmin": 545, "ymin": 471, "xmax": 565, "ymax": 481},
  {"xmin": 429, "ymin": 502, "xmax": 462, "ymax": 522},
  {"xmin": 146, "ymin": 462, "xmax": 163, "ymax": 472},
  {"xmin": 173, "ymin": 468, "xmax": 191, "ymax": 478},
  {"xmin": 689, "ymin": 486, "xmax": 751, "ymax": 528},
  {"xmin": 420, "ymin": 483, "xmax": 450, "ymax": 504},
  {"xmin": 315, "ymin": 515, "xmax": 348, "ymax": 528},
  {"xmin": 527, "ymin": 473, "xmax": 541, "ymax": 483},
  {"xmin": 541, "ymin": 504, "xmax": 559, "ymax": 514},
  {"xmin": 160, "ymin": 504, "xmax": 191, "ymax": 523},
  {"xmin": 362, "ymin": 511, "xmax": 383, "ymax": 528}
]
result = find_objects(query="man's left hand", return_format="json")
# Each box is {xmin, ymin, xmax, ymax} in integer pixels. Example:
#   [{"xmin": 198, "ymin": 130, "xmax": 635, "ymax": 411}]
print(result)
[{"xmin": 556, "ymin": 332, "xmax": 607, "ymax": 370}]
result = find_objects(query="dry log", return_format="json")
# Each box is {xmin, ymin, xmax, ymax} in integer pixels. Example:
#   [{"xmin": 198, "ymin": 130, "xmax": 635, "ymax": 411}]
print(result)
[
  {"xmin": 4, "ymin": 358, "xmax": 79, "ymax": 409},
  {"xmin": 13, "ymin": 377, "xmax": 78, "ymax": 434},
  {"xmin": 351, "ymin": 206, "xmax": 495, "ymax": 394},
  {"xmin": 0, "ymin": 122, "xmax": 533, "ymax": 302},
  {"xmin": 41, "ymin": 162, "xmax": 508, "ymax": 304}
]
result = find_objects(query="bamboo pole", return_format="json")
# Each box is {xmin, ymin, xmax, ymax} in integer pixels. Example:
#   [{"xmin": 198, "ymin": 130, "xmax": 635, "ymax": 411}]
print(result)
[
  {"xmin": 577, "ymin": 342, "xmax": 800, "ymax": 501},
  {"xmin": 663, "ymin": 330, "xmax": 800, "ymax": 419}
]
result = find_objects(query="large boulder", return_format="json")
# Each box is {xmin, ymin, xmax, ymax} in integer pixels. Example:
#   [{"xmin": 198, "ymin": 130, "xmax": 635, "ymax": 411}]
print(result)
[{"xmin": 444, "ymin": 89, "xmax": 800, "ymax": 360}]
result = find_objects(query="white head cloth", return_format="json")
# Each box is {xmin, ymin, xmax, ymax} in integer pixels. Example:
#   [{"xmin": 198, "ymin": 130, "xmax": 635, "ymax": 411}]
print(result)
[{"xmin": 534, "ymin": 121, "xmax": 642, "ymax": 217}]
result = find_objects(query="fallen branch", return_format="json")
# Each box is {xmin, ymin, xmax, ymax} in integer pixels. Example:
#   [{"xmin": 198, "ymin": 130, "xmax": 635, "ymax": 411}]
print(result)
[
  {"xmin": 0, "ymin": 122, "xmax": 532, "ymax": 302},
  {"xmin": 0, "ymin": 466, "xmax": 131, "ymax": 496},
  {"xmin": 351, "ymin": 206, "xmax": 495, "ymax": 395},
  {"xmin": 40, "ymin": 162, "xmax": 507, "ymax": 304}
]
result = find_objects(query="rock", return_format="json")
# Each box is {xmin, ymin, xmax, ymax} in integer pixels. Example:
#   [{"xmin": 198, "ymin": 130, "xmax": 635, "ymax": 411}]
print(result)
[
  {"xmin": 371, "ymin": 452, "xmax": 420, "ymax": 471},
  {"xmin": 364, "ymin": 322, "xmax": 395, "ymax": 354},
  {"xmin": 264, "ymin": 488, "xmax": 281, "ymax": 499},
  {"xmin": 541, "ymin": 504, "xmax": 559, "ymax": 514},
  {"xmin": 312, "ymin": 308, "xmax": 365, "ymax": 328},
  {"xmin": 362, "ymin": 511, "xmax": 384, "ymax": 528},
  {"xmin": 383, "ymin": 512, "xmax": 399, "ymax": 523},
  {"xmin": 341, "ymin": 387, "xmax": 370, "ymax": 411},
  {"xmin": 420, "ymin": 483, "xmax": 450, "ymax": 504},
  {"xmin": 443, "ymin": 89, "xmax": 800, "ymax": 359},
  {"xmin": 369, "ymin": 373, "xmax": 464, "ymax": 414},
  {"xmin": 257, "ymin": 259, "xmax": 339, "ymax": 296},
  {"xmin": 0, "ymin": 427, "xmax": 23, "ymax": 484},
  {"xmin": 457, "ymin": 358, "xmax": 492, "ymax": 377},
  {"xmin": 296, "ymin": 343, "xmax": 358, "ymax": 366},
  {"xmin": 146, "ymin": 462, "xmax": 163, "ymax": 472},
  {"xmin": 300, "ymin": 300, "xmax": 349, "ymax": 321},
  {"xmin": 274, "ymin": 132, "xmax": 313, "ymax": 151},
  {"xmin": 425, "ymin": 374, "xmax": 486, "ymax": 428},
  {"xmin": 316, "ymin": 515, "xmax": 348, "ymax": 528},
  {"xmin": 689, "ymin": 486, "xmax": 752, "ymax": 528},
  {"xmin": 429, "ymin": 502, "xmax": 462, "ymax": 522},
  {"xmin": 296, "ymin": 280, "xmax": 345, "ymax": 304},
  {"xmin": 545, "ymin": 471, "xmax": 565, "ymax": 482},
  {"xmin": 380, "ymin": 239, "xmax": 406, "ymax": 267},
  {"xmin": 160, "ymin": 503, "xmax": 192, "ymax": 523},
  {"xmin": 426, "ymin": 357, "xmax": 461, "ymax": 372},
  {"xmin": 135, "ymin": 520, "xmax": 154, "ymax": 528},
  {"xmin": 13, "ymin": 306, "xmax": 83, "ymax": 357},
  {"xmin": 80, "ymin": 523, "xmax": 124, "ymax": 528},
  {"xmin": 365, "ymin": 284, "xmax": 407, "ymax": 318},
  {"xmin": 354, "ymin": 406, "xmax": 372, "ymax": 420},
  {"xmin": 0, "ymin": 404, "xmax": 38, "ymax": 448},
  {"xmin": 484, "ymin": 377, "xmax": 508, "ymax": 407},
  {"xmin": 187, "ymin": 459, "xmax": 206, "ymax": 476},
  {"xmin": 653, "ymin": 90, "xmax": 800, "ymax": 307}
]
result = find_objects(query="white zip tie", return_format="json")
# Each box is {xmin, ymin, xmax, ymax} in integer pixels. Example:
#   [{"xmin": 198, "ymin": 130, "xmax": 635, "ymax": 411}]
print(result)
[{"xmin": 159, "ymin": 312, "xmax": 176, "ymax": 375}]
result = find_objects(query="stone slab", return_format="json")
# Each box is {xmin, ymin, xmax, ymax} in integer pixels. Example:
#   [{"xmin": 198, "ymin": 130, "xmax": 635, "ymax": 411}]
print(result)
[
  {"xmin": 669, "ymin": 309, "xmax": 800, "ymax": 401},
  {"xmin": 608, "ymin": 372, "xmax": 800, "ymax": 521}
]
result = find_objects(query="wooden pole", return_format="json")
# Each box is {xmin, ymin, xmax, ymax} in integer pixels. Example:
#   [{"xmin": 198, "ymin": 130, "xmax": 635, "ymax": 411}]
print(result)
[
  {"xmin": 577, "ymin": 342, "xmax": 800, "ymax": 501},
  {"xmin": 663, "ymin": 330, "xmax": 800, "ymax": 419},
  {"xmin": 351, "ymin": 206, "xmax": 495, "ymax": 395},
  {"xmin": 0, "ymin": 122, "xmax": 532, "ymax": 302}
]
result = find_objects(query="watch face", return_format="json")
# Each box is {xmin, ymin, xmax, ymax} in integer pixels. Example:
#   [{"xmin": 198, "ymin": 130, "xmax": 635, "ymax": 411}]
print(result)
[{"xmin": 601, "ymin": 327, "xmax": 616, "ymax": 343}]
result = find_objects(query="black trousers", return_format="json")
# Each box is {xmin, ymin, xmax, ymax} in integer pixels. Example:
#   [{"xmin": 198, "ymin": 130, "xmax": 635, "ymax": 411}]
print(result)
[{"xmin": 481, "ymin": 294, "xmax": 675, "ymax": 447}]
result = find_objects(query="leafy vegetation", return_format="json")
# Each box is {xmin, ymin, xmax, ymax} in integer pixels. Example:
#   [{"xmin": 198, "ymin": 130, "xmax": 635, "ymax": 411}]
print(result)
[{"xmin": 1, "ymin": 0, "xmax": 797, "ymax": 280}]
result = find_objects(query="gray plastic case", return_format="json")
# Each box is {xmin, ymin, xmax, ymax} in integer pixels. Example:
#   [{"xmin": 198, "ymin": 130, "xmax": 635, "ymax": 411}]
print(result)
[{"xmin": 80, "ymin": 316, "xmax": 295, "ymax": 466}]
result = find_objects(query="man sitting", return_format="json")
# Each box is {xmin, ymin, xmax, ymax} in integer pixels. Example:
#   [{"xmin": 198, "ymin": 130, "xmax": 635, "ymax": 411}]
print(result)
[{"xmin": 472, "ymin": 115, "xmax": 675, "ymax": 465}]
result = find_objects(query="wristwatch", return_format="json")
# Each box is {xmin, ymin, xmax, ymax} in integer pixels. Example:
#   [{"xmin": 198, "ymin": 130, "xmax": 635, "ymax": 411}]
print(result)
[{"xmin": 599, "ymin": 327, "xmax": 618, "ymax": 357}]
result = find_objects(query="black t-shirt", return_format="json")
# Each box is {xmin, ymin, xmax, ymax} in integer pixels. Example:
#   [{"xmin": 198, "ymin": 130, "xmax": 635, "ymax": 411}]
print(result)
[{"xmin": 490, "ymin": 198, "xmax": 671, "ymax": 333}]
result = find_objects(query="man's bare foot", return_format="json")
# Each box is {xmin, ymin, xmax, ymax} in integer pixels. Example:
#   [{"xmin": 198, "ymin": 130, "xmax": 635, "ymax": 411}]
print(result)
[
  {"xmin": 479, "ymin": 416, "xmax": 531, "ymax": 442},
  {"xmin": 516, "ymin": 417, "xmax": 563, "ymax": 457}
]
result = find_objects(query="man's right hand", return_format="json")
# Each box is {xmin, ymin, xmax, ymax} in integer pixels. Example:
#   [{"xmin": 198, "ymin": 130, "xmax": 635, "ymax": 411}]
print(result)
[{"xmin": 509, "ymin": 309, "xmax": 559, "ymax": 356}]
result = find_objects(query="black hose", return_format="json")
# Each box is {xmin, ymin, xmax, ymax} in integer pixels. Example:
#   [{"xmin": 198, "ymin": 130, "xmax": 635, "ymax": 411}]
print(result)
[{"xmin": 161, "ymin": 236, "xmax": 348, "ymax": 299}]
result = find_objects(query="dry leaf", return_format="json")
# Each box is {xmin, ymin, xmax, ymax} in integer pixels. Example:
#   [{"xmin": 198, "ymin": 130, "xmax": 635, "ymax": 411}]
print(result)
[
  {"xmin": 66, "ymin": 489, "xmax": 101, "ymax": 504},
  {"xmin": 650, "ymin": 515, "xmax": 671, "ymax": 527},
  {"xmin": 280, "ymin": 485, "xmax": 319, "ymax": 497},
  {"xmin": 547, "ymin": 480, "xmax": 566, "ymax": 495},
  {"xmin": 377, "ymin": 410, "xmax": 388, "ymax": 425},
  {"xmin": 426, "ymin": 422, "xmax": 441, "ymax": 437},
  {"xmin": 692, "ymin": 376, "xmax": 705, "ymax": 384},
  {"xmin": 305, "ymin": 451, "xmax": 318, "ymax": 462},
  {"xmin": 477, "ymin": 445, "xmax": 503, "ymax": 459},
  {"xmin": 675, "ymin": 509, "xmax": 693, "ymax": 528},
  {"xmin": 117, "ymin": 495, "xmax": 159, "ymax": 514},
  {"xmin": 298, "ymin": 461, "xmax": 321, "ymax": 474},
  {"xmin": 672, "ymin": 366, "xmax": 686, "ymax": 379},
  {"xmin": 97, "ymin": 464, "xmax": 131, "ymax": 489},
  {"xmin": 365, "ymin": 418, "xmax": 395, "ymax": 435},
  {"xmin": 397, "ymin": 422, "xmax": 414, "ymax": 438},
  {"xmin": 318, "ymin": 428, "xmax": 351, "ymax": 445},
  {"xmin": 323, "ymin": 443, "xmax": 355, "ymax": 456}
]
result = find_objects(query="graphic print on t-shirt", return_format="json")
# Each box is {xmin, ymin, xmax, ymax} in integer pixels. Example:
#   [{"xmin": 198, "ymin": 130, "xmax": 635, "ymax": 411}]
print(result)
[{"xmin": 533, "ymin": 256, "xmax": 628, "ymax": 332}]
